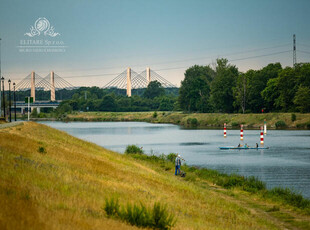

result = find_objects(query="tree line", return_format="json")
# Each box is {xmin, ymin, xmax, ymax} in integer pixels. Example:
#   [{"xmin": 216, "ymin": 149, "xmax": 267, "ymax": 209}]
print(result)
[
  {"xmin": 13, "ymin": 58, "xmax": 309, "ymax": 114},
  {"xmin": 54, "ymin": 81, "xmax": 179, "ymax": 114},
  {"xmin": 179, "ymin": 59, "xmax": 310, "ymax": 113}
]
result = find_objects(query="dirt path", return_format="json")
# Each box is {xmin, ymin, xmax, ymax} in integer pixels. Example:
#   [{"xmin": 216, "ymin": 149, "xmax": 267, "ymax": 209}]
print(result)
[
  {"xmin": 0, "ymin": 121, "xmax": 24, "ymax": 129},
  {"xmin": 206, "ymin": 182, "xmax": 310, "ymax": 230}
]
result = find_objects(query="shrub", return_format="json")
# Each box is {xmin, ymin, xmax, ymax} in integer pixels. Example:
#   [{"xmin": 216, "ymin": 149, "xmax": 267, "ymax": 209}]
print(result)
[
  {"xmin": 166, "ymin": 153, "xmax": 177, "ymax": 163},
  {"xmin": 187, "ymin": 118, "xmax": 198, "ymax": 127},
  {"xmin": 104, "ymin": 198, "xmax": 175, "ymax": 229},
  {"xmin": 121, "ymin": 203, "xmax": 151, "ymax": 227},
  {"xmin": 125, "ymin": 145, "xmax": 144, "ymax": 154},
  {"xmin": 291, "ymin": 113, "xmax": 296, "ymax": 122},
  {"xmin": 152, "ymin": 202, "xmax": 175, "ymax": 229},
  {"xmin": 267, "ymin": 205, "xmax": 280, "ymax": 212},
  {"xmin": 38, "ymin": 146, "xmax": 46, "ymax": 154},
  {"xmin": 275, "ymin": 120, "xmax": 287, "ymax": 128},
  {"xmin": 153, "ymin": 111, "xmax": 158, "ymax": 118},
  {"xmin": 231, "ymin": 122, "xmax": 239, "ymax": 127},
  {"xmin": 190, "ymin": 118, "xmax": 198, "ymax": 126},
  {"xmin": 243, "ymin": 176, "xmax": 266, "ymax": 193},
  {"xmin": 104, "ymin": 197, "xmax": 120, "ymax": 216}
]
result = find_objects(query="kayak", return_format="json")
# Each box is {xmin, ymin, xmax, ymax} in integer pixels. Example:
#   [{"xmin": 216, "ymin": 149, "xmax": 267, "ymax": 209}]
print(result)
[{"xmin": 219, "ymin": 146, "xmax": 269, "ymax": 150}]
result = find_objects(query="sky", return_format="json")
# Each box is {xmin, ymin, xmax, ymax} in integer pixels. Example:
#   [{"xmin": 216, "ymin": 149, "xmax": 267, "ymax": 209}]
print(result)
[{"xmin": 0, "ymin": 0, "xmax": 309, "ymax": 88}]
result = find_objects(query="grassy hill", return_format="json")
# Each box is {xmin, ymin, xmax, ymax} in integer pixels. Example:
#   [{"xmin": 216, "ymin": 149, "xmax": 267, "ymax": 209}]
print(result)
[{"xmin": 0, "ymin": 122, "xmax": 309, "ymax": 229}]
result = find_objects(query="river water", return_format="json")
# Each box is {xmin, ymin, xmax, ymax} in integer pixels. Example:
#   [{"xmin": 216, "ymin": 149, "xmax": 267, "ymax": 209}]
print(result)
[{"xmin": 39, "ymin": 121, "xmax": 310, "ymax": 199}]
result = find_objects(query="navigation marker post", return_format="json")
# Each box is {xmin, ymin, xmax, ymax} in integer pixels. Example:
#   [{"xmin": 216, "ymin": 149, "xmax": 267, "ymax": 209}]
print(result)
[
  {"xmin": 240, "ymin": 124, "xmax": 244, "ymax": 141},
  {"xmin": 224, "ymin": 123, "xmax": 227, "ymax": 138},
  {"xmin": 25, "ymin": 97, "xmax": 33, "ymax": 121},
  {"xmin": 264, "ymin": 119, "xmax": 267, "ymax": 135},
  {"xmin": 260, "ymin": 126, "xmax": 264, "ymax": 146}
]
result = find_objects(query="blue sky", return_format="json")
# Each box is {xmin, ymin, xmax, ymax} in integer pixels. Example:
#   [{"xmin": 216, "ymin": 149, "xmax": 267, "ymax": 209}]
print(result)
[{"xmin": 0, "ymin": 0, "xmax": 309, "ymax": 87}]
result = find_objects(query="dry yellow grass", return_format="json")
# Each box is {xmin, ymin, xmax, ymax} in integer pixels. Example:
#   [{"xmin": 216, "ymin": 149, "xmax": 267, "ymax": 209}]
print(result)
[{"xmin": 0, "ymin": 122, "xmax": 309, "ymax": 229}]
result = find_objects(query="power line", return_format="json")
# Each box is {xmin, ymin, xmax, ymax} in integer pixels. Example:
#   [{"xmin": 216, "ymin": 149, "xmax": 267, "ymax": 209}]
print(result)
[
  {"xmin": 298, "ymin": 50, "xmax": 310, "ymax": 55},
  {"xmin": 155, "ymin": 50, "xmax": 292, "ymax": 72}
]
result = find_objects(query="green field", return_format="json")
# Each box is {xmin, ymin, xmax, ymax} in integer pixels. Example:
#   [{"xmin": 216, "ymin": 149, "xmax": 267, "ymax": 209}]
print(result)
[{"xmin": 0, "ymin": 122, "xmax": 309, "ymax": 229}]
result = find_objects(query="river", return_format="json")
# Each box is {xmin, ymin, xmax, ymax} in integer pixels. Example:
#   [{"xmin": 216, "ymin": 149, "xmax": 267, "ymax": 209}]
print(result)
[{"xmin": 39, "ymin": 121, "xmax": 310, "ymax": 199}]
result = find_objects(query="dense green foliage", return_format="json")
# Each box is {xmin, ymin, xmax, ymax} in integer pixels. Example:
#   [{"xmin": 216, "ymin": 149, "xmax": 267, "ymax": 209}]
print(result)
[
  {"xmin": 51, "ymin": 85, "xmax": 179, "ymax": 114},
  {"xmin": 179, "ymin": 59, "xmax": 310, "ymax": 113},
  {"xmin": 125, "ymin": 145, "xmax": 144, "ymax": 154},
  {"xmin": 104, "ymin": 197, "xmax": 175, "ymax": 229}
]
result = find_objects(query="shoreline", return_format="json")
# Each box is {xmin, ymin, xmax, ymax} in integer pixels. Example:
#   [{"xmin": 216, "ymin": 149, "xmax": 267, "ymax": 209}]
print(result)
[{"xmin": 27, "ymin": 111, "xmax": 310, "ymax": 130}]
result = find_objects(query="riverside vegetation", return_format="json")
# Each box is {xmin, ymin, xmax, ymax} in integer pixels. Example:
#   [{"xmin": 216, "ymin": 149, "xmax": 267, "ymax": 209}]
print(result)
[
  {"xmin": 0, "ymin": 122, "xmax": 310, "ymax": 229},
  {"xmin": 58, "ymin": 111, "xmax": 310, "ymax": 129}
]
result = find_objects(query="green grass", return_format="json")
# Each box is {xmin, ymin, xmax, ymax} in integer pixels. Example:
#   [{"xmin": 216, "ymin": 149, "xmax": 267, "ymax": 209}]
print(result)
[
  {"xmin": 103, "ymin": 198, "xmax": 175, "ymax": 229},
  {"xmin": 127, "ymin": 147, "xmax": 310, "ymax": 214},
  {"xmin": 1, "ymin": 122, "xmax": 309, "ymax": 229}
]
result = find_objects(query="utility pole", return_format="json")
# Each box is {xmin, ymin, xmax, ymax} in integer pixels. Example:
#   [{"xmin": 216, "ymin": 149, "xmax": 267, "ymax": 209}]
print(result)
[
  {"xmin": 293, "ymin": 34, "xmax": 297, "ymax": 67},
  {"xmin": 8, "ymin": 79, "xmax": 11, "ymax": 122},
  {"xmin": 1, "ymin": 76, "xmax": 5, "ymax": 120},
  {"xmin": 13, "ymin": 82, "xmax": 16, "ymax": 121}
]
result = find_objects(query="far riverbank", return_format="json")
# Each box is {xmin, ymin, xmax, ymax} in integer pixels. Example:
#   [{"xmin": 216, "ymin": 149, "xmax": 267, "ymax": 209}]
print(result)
[{"xmin": 54, "ymin": 111, "xmax": 310, "ymax": 129}]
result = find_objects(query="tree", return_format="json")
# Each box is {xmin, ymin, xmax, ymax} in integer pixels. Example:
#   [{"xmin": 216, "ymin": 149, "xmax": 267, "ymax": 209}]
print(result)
[
  {"xmin": 99, "ymin": 95, "xmax": 117, "ymax": 111},
  {"xmin": 261, "ymin": 77, "xmax": 281, "ymax": 111},
  {"xmin": 294, "ymin": 86, "xmax": 310, "ymax": 113},
  {"xmin": 143, "ymin": 81, "xmax": 165, "ymax": 99},
  {"xmin": 179, "ymin": 65, "xmax": 215, "ymax": 112},
  {"xmin": 210, "ymin": 59, "xmax": 238, "ymax": 113},
  {"xmin": 277, "ymin": 67, "xmax": 298, "ymax": 111},
  {"xmin": 247, "ymin": 63, "xmax": 282, "ymax": 112},
  {"xmin": 159, "ymin": 96, "xmax": 174, "ymax": 111}
]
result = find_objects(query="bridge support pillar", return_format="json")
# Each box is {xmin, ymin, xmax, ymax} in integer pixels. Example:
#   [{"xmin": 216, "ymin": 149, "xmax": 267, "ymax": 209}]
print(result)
[
  {"xmin": 127, "ymin": 67, "xmax": 131, "ymax": 97},
  {"xmin": 31, "ymin": 71, "xmax": 35, "ymax": 102},
  {"xmin": 21, "ymin": 107, "xmax": 24, "ymax": 114},
  {"xmin": 51, "ymin": 71, "xmax": 55, "ymax": 101},
  {"xmin": 146, "ymin": 67, "xmax": 151, "ymax": 85}
]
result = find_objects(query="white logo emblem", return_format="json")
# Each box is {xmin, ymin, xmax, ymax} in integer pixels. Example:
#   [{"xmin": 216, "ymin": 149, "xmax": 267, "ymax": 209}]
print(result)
[{"xmin": 24, "ymin": 18, "xmax": 60, "ymax": 37}]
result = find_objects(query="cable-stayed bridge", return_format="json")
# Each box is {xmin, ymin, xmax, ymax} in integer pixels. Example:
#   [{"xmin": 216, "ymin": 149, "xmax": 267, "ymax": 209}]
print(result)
[
  {"xmin": 13, "ymin": 67, "xmax": 176, "ymax": 112},
  {"xmin": 103, "ymin": 67, "xmax": 177, "ymax": 97}
]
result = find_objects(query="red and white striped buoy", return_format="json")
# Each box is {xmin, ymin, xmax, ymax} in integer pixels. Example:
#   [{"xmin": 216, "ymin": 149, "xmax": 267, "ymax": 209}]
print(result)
[
  {"xmin": 224, "ymin": 123, "xmax": 227, "ymax": 138},
  {"xmin": 240, "ymin": 124, "xmax": 244, "ymax": 141},
  {"xmin": 260, "ymin": 126, "xmax": 264, "ymax": 145}
]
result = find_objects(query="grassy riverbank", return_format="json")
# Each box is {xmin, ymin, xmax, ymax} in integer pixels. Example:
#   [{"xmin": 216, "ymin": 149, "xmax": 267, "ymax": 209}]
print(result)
[
  {"xmin": 0, "ymin": 122, "xmax": 310, "ymax": 229},
  {"xmin": 63, "ymin": 111, "xmax": 310, "ymax": 129}
]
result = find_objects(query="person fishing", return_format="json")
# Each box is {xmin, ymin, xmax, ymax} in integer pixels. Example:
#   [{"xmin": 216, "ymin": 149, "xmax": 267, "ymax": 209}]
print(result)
[{"xmin": 175, "ymin": 154, "xmax": 182, "ymax": 175}]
